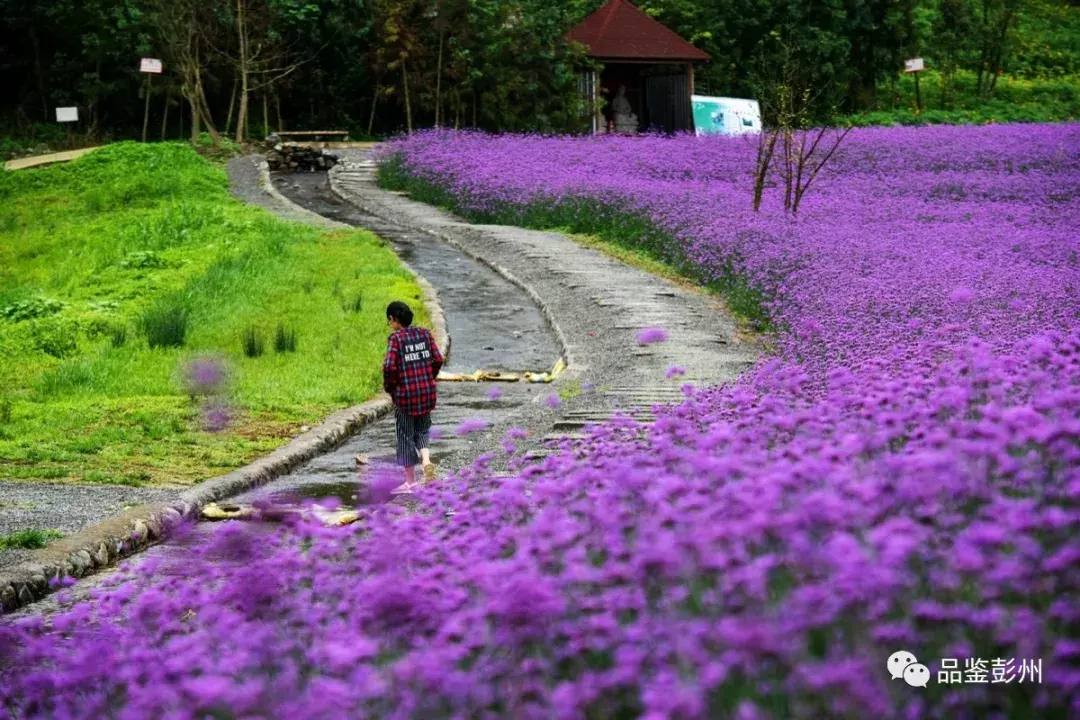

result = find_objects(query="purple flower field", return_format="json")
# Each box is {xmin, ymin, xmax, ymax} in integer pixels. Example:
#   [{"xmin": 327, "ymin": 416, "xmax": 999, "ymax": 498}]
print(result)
[{"xmin": 2, "ymin": 126, "xmax": 1079, "ymax": 719}]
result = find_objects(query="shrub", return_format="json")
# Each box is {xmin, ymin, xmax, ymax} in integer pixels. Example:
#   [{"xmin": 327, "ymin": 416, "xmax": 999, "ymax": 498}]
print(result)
[
  {"xmin": 29, "ymin": 316, "xmax": 79, "ymax": 358},
  {"xmin": 242, "ymin": 326, "xmax": 265, "ymax": 358},
  {"xmin": 119, "ymin": 250, "xmax": 173, "ymax": 270},
  {"xmin": 273, "ymin": 323, "xmax": 297, "ymax": 353},
  {"xmin": 141, "ymin": 298, "xmax": 189, "ymax": 349},
  {"xmin": 344, "ymin": 292, "xmax": 363, "ymax": 313},
  {"xmin": 0, "ymin": 396, "xmax": 11, "ymax": 424},
  {"xmin": 108, "ymin": 324, "xmax": 127, "ymax": 348},
  {"xmin": 35, "ymin": 361, "xmax": 95, "ymax": 397},
  {"xmin": 0, "ymin": 528, "xmax": 62, "ymax": 550},
  {"xmin": 0, "ymin": 297, "xmax": 65, "ymax": 323}
]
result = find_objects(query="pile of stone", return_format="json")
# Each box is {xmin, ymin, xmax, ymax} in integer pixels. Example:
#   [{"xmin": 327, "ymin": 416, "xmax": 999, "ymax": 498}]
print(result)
[{"xmin": 265, "ymin": 142, "xmax": 339, "ymax": 173}]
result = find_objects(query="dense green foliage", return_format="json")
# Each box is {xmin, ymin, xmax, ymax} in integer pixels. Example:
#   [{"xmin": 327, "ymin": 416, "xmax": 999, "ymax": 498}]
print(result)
[
  {"xmin": 1, "ymin": 0, "xmax": 1076, "ymax": 145},
  {"xmin": 0, "ymin": 143, "xmax": 424, "ymax": 486},
  {"xmin": 843, "ymin": 69, "xmax": 1080, "ymax": 125}
]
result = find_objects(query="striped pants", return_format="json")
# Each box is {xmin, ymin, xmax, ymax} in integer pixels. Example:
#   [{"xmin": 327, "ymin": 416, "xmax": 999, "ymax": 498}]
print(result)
[{"xmin": 394, "ymin": 408, "xmax": 432, "ymax": 467}]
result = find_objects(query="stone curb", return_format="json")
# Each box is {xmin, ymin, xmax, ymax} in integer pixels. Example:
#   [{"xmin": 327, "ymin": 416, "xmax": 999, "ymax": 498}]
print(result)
[
  {"xmin": 326, "ymin": 163, "xmax": 575, "ymax": 374},
  {"xmin": 0, "ymin": 161, "xmax": 451, "ymax": 615},
  {"xmin": 0, "ymin": 397, "xmax": 388, "ymax": 613}
]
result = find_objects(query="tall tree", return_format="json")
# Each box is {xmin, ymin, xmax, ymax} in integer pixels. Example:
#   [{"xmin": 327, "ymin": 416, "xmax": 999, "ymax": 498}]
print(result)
[{"xmin": 145, "ymin": 0, "xmax": 220, "ymax": 143}]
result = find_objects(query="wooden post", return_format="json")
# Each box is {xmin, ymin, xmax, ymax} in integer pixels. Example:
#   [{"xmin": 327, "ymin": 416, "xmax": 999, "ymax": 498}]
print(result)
[
  {"xmin": 593, "ymin": 69, "xmax": 601, "ymax": 134},
  {"xmin": 914, "ymin": 70, "xmax": 922, "ymax": 113},
  {"xmin": 141, "ymin": 73, "xmax": 153, "ymax": 142},
  {"xmin": 160, "ymin": 88, "xmax": 170, "ymax": 141},
  {"xmin": 687, "ymin": 63, "xmax": 696, "ymax": 133}
]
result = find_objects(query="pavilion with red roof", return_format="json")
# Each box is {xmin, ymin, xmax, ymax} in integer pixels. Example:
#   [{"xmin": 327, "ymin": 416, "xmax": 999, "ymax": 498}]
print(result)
[{"xmin": 566, "ymin": 0, "xmax": 710, "ymax": 134}]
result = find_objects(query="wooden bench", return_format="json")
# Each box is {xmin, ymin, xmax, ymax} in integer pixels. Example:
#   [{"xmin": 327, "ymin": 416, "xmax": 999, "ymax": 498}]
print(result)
[{"xmin": 271, "ymin": 130, "xmax": 349, "ymax": 142}]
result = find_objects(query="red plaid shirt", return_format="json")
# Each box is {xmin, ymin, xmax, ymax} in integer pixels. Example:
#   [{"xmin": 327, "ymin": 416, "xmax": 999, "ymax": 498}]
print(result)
[{"xmin": 383, "ymin": 326, "xmax": 443, "ymax": 416}]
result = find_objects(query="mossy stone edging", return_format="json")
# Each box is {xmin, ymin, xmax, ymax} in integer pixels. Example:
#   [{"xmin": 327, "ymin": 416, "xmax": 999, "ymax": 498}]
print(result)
[{"xmin": 0, "ymin": 161, "xmax": 449, "ymax": 614}]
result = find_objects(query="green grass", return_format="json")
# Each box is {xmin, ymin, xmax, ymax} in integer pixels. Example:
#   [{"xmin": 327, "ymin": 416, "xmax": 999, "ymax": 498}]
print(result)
[
  {"xmin": 0, "ymin": 528, "xmax": 63, "ymax": 550},
  {"xmin": 0, "ymin": 142, "xmax": 427, "ymax": 487},
  {"xmin": 378, "ymin": 155, "xmax": 773, "ymax": 334}
]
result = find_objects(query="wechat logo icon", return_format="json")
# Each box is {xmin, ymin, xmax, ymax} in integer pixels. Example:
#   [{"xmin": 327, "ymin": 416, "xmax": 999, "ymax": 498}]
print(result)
[{"xmin": 888, "ymin": 650, "xmax": 930, "ymax": 688}]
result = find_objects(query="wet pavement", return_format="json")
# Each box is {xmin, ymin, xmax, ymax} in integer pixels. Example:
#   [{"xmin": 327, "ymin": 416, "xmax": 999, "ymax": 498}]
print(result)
[{"xmin": 270, "ymin": 173, "xmax": 558, "ymax": 375}]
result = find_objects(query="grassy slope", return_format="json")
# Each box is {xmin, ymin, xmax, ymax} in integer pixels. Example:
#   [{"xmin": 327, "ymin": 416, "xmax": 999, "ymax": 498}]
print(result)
[{"xmin": 0, "ymin": 143, "xmax": 425, "ymax": 487}]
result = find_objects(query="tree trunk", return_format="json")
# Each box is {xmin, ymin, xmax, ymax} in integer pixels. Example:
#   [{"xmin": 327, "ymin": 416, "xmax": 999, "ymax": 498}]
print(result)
[
  {"xmin": 987, "ymin": 10, "xmax": 1014, "ymax": 98},
  {"xmin": 263, "ymin": 90, "xmax": 269, "ymax": 138},
  {"xmin": 401, "ymin": 58, "xmax": 413, "ymax": 134},
  {"xmin": 190, "ymin": 92, "xmax": 200, "ymax": 143},
  {"xmin": 275, "ymin": 92, "xmax": 283, "ymax": 132},
  {"xmin": 142, "ymin": 74, "xmax": 153, "ymax": 142},
  {"xmin": 975, "ymin": 0, "xmax": 991, "ymax": 100},
  {"xmin": 236, "ymin": 80, "xmax": 248, "ymax": 143},
  {"xmin": 752, "ymin": 130, "xmax": 778, "ymax": 211},
  {"xmin": 782, "ymin": 130, "xmax": 794, "ymax": 211},
  {"xmin": 435, "ymin": 28, "xmax": 444, "ymax": 127},
  {"xmin": 161, "ymin": 88, "xmax": 170, "ymax": 141},
  {"xmin": 194, "ymin": 56, "xmax": 220, "ymax": 144},
  {"xmin": 225, "ymin": 75, "xmax": 238, "ymax": 136},
  {"xmin": 235, "ymin": 0, "xmax": 249, "ymax": 143},
  {"xmin": 28, "ymin": 24, "xmax": 49, "ymax": 121},
  {"xmin": 367, "ymin": 89, "xmax": 378, "ymax": 136},
  {"xmin": 90, "ymin": 54, "xmax": 103, "ymax": 132}
]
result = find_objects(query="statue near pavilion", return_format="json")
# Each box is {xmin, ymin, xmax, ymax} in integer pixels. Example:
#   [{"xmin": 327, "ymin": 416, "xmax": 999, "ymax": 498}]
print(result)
[{"xmin": 611, "ymin": 85, "xmax": 638, "ymax": 133}]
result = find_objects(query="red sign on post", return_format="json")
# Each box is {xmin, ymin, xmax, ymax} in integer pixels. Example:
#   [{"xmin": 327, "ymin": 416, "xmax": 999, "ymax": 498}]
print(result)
[
  {"xmin": 904, "ymin": 58, "xmax": 924, "ymax": 73},
  {"xmin": 140, "ymin": 58, "xmax": 163, "ymax": 74}
]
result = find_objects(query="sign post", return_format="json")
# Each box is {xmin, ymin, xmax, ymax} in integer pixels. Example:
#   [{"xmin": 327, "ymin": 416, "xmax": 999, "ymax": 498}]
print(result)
[
  {"xmin": 139, "ymin": 58, "xmax": 163, "ymax": 142},
  {"xmin": 55, "ymin": 106, "xmax": 78, "ymax": 146},
  {"xmin": 904, "ymin": 58, "xmax": 925, "ymax": 113}
]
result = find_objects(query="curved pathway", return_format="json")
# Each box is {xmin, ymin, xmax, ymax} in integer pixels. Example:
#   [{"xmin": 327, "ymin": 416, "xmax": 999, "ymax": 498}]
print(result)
[{"xmin": 328, "ymin": 150, "xmax": 757, "ymax": 449}]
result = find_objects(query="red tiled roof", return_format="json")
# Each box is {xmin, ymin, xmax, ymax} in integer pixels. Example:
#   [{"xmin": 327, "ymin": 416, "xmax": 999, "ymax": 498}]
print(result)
[{"xmin": 566, "ymin": 0, "xmax": 710, "ymax": 62}]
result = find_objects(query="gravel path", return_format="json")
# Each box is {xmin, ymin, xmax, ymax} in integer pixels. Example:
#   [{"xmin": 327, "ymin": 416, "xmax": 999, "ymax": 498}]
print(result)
[{"xmin": 0, "ymin": 486, "xmax": 178, "ymax": 570}]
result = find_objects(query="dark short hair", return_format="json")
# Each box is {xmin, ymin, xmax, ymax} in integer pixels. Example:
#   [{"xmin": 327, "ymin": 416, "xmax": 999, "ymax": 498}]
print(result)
[{"xmin": 386, "ymin": 301, "xmax": 414, "ymax": 327}]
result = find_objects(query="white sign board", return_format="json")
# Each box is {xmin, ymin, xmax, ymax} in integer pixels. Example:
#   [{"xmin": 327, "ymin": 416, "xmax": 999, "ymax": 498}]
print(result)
[
  {"xmin": 140, "ymin": 58, "xmax": 163, "ymax": 74},
  {"xmin": 692, "ymin": 96, "xmax": 761, "ymax": 137},
  {"xmin": 55, "ymin": 107, "xmax": 78, "ymax": 123},
  {"xmin": 904, "ymin": 58, "xmax": 924, "ymax": 73}
]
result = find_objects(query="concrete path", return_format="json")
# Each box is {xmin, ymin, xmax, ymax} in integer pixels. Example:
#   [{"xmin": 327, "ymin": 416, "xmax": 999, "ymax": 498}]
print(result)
[
  {"xmin": 329, "ymin": 150, "xmax": 757, "ymax": 452},
  {"xmin": 4, "ymin": 147, "xmax": 98, "ymax": 171}
]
